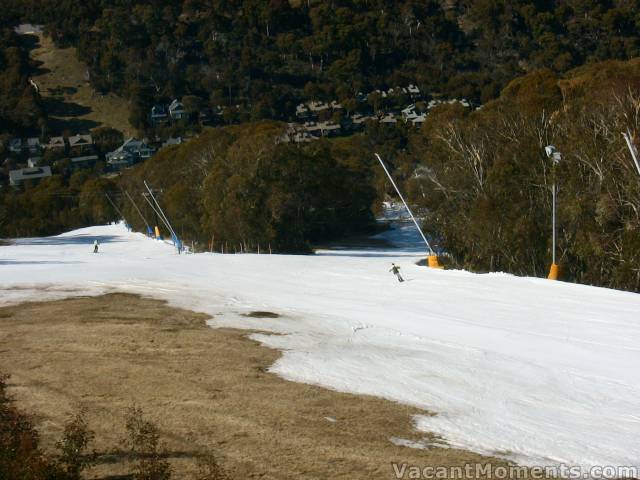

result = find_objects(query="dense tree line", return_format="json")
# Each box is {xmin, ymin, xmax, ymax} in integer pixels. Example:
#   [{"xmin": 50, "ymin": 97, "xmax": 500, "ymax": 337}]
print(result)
[
  {"xmin": 0, "ymin": 170, "xmax": 118, "ymax": 238},
  {"xmin": 404, "ymin": 59, "xmax": 640, "ymax": 292},
  {"xmin": 3, "ymin": 1, "xmax": 640, "ymax": 127},
  {"xmin": 119, "ymin": 122, "xmax": 378, "ymax": 252},
  {"xmin": 0, "ymin": 125, "xmax": 127, "ymax": 236},
  {"xmin": 0, "ymin": 26, "xmax": 45, "ymax": 139}
]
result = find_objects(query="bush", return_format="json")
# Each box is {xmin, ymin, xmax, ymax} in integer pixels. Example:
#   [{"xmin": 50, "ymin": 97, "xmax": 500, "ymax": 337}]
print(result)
[
  {"xmin": 56, "ymin": 406, "xmax": 96, "ymax": 479},
  {"xmin": 0, "ymin": 373, "xmax": 68, "ymax": 479},
  {"xmin": 196, "ymin": 453, "xmax": 230, "ymax": 480},
  {"xmin": 123, "ymin": 406, "xmax": 172, "ymax": 480}
]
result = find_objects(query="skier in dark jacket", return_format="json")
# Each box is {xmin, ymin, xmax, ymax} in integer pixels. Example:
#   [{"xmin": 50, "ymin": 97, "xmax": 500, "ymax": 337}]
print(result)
[
  {"xmin": 93, "ymin": 240, "xmax": 99, "ymax": 253},
  {"xmin": 390, "ymin": 263, "xmax": 404, "ymax": 282}
]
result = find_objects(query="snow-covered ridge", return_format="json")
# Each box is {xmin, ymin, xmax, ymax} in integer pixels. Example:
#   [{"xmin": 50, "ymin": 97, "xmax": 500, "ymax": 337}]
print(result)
[{"xmin": 1, "ymin": 223, "xmax": 639, "ymax": 470}]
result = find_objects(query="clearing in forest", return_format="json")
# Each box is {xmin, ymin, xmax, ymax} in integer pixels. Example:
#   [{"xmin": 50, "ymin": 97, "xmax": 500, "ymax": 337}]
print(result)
[{"xmin": 28, "ymin": 32, "xmax": 134, "ymax": 136}]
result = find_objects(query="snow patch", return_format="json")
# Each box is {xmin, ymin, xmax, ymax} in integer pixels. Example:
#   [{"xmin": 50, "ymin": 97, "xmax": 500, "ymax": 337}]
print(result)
[{"xmin": 1, "ymin": 223, "xmax": 640, "ymax": 470}]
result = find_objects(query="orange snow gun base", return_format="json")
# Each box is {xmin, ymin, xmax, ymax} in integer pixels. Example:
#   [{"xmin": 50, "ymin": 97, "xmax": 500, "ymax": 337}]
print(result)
[{"xmin": 428, "ymin": 255, "xmax": 444, "ymax": 269}]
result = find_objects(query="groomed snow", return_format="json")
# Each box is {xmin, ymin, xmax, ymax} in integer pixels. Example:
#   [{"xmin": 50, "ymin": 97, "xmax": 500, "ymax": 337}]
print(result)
[{"xmin": 1, "ymin": 222, "xmax": 639, "ymax": 471}]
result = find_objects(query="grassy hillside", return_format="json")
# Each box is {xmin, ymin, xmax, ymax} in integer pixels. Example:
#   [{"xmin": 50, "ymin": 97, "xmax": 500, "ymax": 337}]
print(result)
[{"xmin": 29, "ymin": 31, "xmax": 134, "ymax": 136}]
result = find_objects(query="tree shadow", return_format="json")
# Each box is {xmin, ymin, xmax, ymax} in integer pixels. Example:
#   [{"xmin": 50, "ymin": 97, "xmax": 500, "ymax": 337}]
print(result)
[
  {"xmin": 29, "ymin": 58, "xmax": 51, "ymax": 76},
  {"xmin": 14, "ymin": 234, "xmax": 124, "ymax": 246},
  {"xmin": 44, "ymin": 97, "xmax": 93, "ymax": 117},
  {"xmin": 315, "ymin": 250, "xmax": 422, "ymax": 258},
  {"xmin": 90, "ymin": 448, "xmax": 201, "ymax": 478},
  {"xmin": 20, "ymin": 36, "xmax": 52, "ymax": 76},
  {"xmin": 47, "ymin": 117, "xmax": 102, "ymax": 135},
  {"xmin": 95, "ymin": 449, "xmax": 199, "ymax": 465},
  {"xmin": 0, "ymin": 260, "xmax": 84, "ymax": 265},
  {"xmin": 17, "ymin": 33, "xmax": 40, "ymax": 50},
  {"xmin": 47, "ymin": 86, "xmax": 79, "ymax": 96}
]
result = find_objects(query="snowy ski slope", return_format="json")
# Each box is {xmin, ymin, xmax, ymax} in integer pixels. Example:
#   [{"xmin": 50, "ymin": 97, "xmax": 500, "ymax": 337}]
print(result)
[{"xmin": 1, "ymin": 220, "xmax": 639, "ymax": 471}]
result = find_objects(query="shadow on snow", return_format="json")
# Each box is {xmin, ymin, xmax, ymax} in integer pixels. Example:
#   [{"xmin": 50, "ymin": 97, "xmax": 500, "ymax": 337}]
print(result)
[{"xmin": 13, "ymin": 234, "xmax": 124, "ymax": 246}]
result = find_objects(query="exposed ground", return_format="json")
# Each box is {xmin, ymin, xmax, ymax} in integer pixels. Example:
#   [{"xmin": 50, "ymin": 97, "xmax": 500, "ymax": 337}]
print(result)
[
  {"xmin": 0, "ymin": 294, "xmax": 511, "ymax": 479},
  {"xmin": 28, "ymin": 33, "xmax": 134, "ymax": 136}
]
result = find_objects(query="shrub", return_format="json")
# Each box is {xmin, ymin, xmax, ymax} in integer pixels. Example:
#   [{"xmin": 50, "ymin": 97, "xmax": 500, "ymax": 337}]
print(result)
[
  {"xmin": 123, "ymin": 406, "xmax": 172, "ymax": 480},
  {"xmin": 0, "ymin": 373, "xmax": 67, "ymax": 479},
  {"xmin": 55, "ymin": 406, "xmax": 96, "ymax": 478}
]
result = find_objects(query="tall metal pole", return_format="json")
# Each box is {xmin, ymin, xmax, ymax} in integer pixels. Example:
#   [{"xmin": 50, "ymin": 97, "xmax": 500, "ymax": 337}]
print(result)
[
  {"xmin": 143, "ymin": 193, "xmax": 161, "ymax": 233},
  {"xmin": 124, "ymin": 190, "xmax": 150, "ymax": 230},
  {"xmin": 545, "ymin": 145, "xmax": 562, "ymax": 279},
  {"xmin": 105, "ymin": 193, "xmax": 129, "ymax": 226},
  {"xmin": 141, "ymin": 192, "xmax": 172, "ymax": 235},
  {"xmin": 622, "ymin": 130, "xmax": 640, "ymax": 176},
  {"xmin": 375, "ymin": 153, "xmax": 433, "ymax": 255},
  {"xmin": 143, "ymin": 181, "xmax": 178, "ymax": 242},
  {"xmin": 552, "ymin": 182, "xmax": 556, "ymax": 265}
]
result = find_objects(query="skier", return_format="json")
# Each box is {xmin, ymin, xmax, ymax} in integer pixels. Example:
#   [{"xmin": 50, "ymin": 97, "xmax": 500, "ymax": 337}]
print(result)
[
  {"xmin": 390, "ymin": 263, "xmax": 404, "ymax": 282},
  {"xmin": 93, "ymin": 240, "xmax": 99, "ymax": 254}
]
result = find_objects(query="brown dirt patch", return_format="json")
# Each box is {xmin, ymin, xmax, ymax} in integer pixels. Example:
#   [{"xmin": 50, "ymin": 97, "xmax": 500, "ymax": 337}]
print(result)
[
  {"xmin": 243, "ymin": 311, "xmax": 281, "ymax": 318},
  {"xmin": 0, "ymin": 294, "xmax": 511, "ymax": 479}
]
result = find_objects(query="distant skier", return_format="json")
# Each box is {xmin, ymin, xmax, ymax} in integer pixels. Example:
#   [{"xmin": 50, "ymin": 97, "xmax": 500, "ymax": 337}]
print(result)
[
  {"xmin": 93, "ymin": 240, "xmax": 99, "ymax": 254},
  {"xmin": 390, "ymin": 263, "xmax": 404, "ymax": 282}
]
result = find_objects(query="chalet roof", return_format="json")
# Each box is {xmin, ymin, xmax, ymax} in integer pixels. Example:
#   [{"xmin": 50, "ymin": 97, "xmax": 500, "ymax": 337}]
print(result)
[
  {"xmin": 380, "ymin": 114, "xmax": 397, "ymax": 124},
  {"xmin": 107, "ymin": 152, "xmax": 135, "ymax": 166},
  {"xmin": 46, "ymin": 136, "xmax": 66, "ymax": 148},
  {"xmin": 9, "ymin": 166, "xmax": 52, "ymax": 185},
  {"xmin": 69, "ymin": 134, "xmax": 93, "ymax": 147},
  {"xmin": 169, "ymin": 99, "xmax": 185, "ymax": 112},
  {"xmin": 352, "ymin": 114, "xmax": 375, "ymax": 124},
  {"xmin": 162, "ymin": 137, "xmax": 183, "ymax": 147},
  {"xmin": 293, "ymin": 132, "xmax": 314, "ymax": 143},
  {"xmin": 107, "ymin": 149, "xmax": 134, "ymax": 163},
  {"xmin": 71, "ymin": 155, "xmax": 99, "ymax": 163},
  {"xmin": 319, "ymin": 121, "xmax": 340, "ymax": 131},
  {"xmin": 308, "ymin": 101, "xmax": 330, "ymax": 112},
  {"xmin": 401, "ymin": 104, "xmax": 416, "ymax": 115},
  {"xmin": 151, "ymin": 105, "xmax": 168, "ymax": 116},
  {"xmin": 304, "ymin": 123, "xmax": 322, "ymax": 133},
  {"xmin": 122, "ymin": 137, "xmax": 146, "ymax": 149},
  {"xmin": 279, "ymin": 127, "xmax": 316, "ymax": 144},
  {"xmin": 27, "ymin": 157, "xmax": 42, "ymax": 168},
  {"xmin": 107, "ymin": 138, "xmax": 150, "ymax": 161},
  {"xmin": 118, "ymin": 137, "xmax": 154, "ymax": 155}
]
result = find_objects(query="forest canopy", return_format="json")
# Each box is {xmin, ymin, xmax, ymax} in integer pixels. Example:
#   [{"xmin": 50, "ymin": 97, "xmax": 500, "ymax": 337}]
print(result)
[
  {"xmin": 2, "ymin": 0, "xmax": 640, "ymax": 126},
  {"xmin": 405, "ymin": 59, "xmax": 640, "ymax": 292},
  {"xmin": 119, "ymin": 122, "xmax": 378, "ymax": 252}
]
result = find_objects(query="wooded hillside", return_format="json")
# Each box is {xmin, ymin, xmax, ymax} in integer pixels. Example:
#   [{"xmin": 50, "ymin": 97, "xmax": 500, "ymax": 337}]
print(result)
[
  {"xmin": 406, "ymin": 60, "xmax": 640, "ymax": 291},
  {"xmin": 119, "ymin": 122, "xmax": 377, "ymax": 252},
  {"xmin": 3, "ymin": 0, "xmax": 640, "ymax": 125}
]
